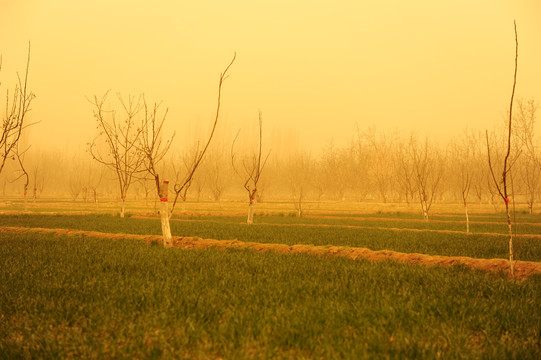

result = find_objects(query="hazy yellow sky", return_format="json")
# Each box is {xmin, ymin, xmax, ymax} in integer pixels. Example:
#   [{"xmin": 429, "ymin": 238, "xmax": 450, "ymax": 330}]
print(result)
[{"xmin": 1, "ymin": 0, "xmax": 540, "ymax": 151}]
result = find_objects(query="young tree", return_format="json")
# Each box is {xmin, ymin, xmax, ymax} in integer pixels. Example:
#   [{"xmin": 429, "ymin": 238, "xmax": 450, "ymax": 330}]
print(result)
[
  {"xmin": 450, "ymin": 131, "xmax": 477, "ymax": 233},
  {"xmin": 81, "ymin": 160, "xmax": 106, "ymax": 204},
  {"xmin": 361, "ymin": 127, "xmax": 394, "ymax": 203},
  {"xmin": 142, "ymin": 54, "xmax": 236, "ymax": 246},
  {"xmin": 139, "ymin": 98, "xmax": 175, "ymax": 245},
  {"xmin": 206, "ymin": 145, "xmax": 232, "ymax": 203},
  {"xmin": 67, "ymin": 155, "xmax": 85, "ymax": 201},
  {"xmin": 190, "ymin": 168, "xmax": 207, "ymax": 202},
  {"xmin": 169, "ymin": 54, "xmax": 236, "ymax": 216},
  {"xmin": 88, "ymin": 92, "xmax": 146, "ymax": 217},
  {"xmin": 231, "ymin": 111, "xmax": 270, "ymax": 224},
  {"xmin": 285, "ymin": 152, "xmax": 313, "ymax": 218},
  {"xmin": 515, "ymin": 98, "xmax": 539, "ymax": 213},
  {"xmin": 350, "ymin": 136, "xmax": 371, "ymax": 201},
  {"xmin": 28, "ymin": 148, "xmax": 51, "ymax": 200},
  {"xmin": 312, "ymin": 147, "xmax": 334, "ymax": 204},
  {"xmin": 408, "ymin": 135, "xmax": 444, "ymax": 220},
  {"xmin": 393, "ymin": 138, "xmax": 416, "ymax": 205},
  {"xmin": 517, "ymin": 156, "xmax": 539, "ymax": 214},
  {"xmin": 170, "ymin": 152, "xmax": 196, "ymax": 209},
  {"xmin": 0, "ymin": 44, "xmax": 36, "ymax": 178},
  {"xmin": 486, "ymin": 21, "xmax": 519, "ymax": 278},
  {"xmin": 319, "ymin": 143, "xmax": 354, "ymax": 202},
  {"xmin": 467, "ymin": 131, "xmax": 489, "ymax": 205}
]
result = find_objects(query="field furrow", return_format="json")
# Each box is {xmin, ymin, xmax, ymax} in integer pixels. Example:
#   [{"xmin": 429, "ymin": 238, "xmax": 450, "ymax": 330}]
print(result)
[{"xmin": 2, "ymin": 225, "xmax": 540, "ymax": 280}]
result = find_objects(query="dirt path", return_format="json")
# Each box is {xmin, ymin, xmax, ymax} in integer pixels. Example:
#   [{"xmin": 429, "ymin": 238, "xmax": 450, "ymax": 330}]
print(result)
[{"xmin": 2, "ymin": 226, "xmax": 540, "ymax": 281}]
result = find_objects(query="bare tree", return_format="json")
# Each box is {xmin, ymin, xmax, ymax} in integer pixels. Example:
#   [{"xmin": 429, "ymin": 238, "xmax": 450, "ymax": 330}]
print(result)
[
  {"xmin": 191, "ymin": 168, "xmax": 207, "ymax": 202},
  {"xmin": 231, "ymin": 111, "xmax": 270, "ymax": 224},
  {"xmin": 169, "ymin": 54, "xmax": 236, "ymax": 215},
  {"xmin": 170, "ymin": 152, "xmax": 197, "ymax": 210},
  {"xmin": 350, "ymin": 137, "xmax": 371, "ymax": 201},
  {"xmin": 285, "ymin": 152, "xmax": 313, "ymax": 218},
  {"xmin": 515, "ymin": 98, "xmax": 539, "ymax": 213},
  {"xmin": 29, "ymin": 148, "xmax": 51, "ymax": 200},
  {"xmin": 141, "ymin": 54, "xmax": 235, "ymax": 246},
  {"xmin": 68, "ymin": 155, "xmax": 85, "ymax": 201},
  {"xmin": 313, "ymin": 147, "xmax": 334, "ymax": 204},
  {"xmin": 361, "ymin": 127, "xmax": 394, "ymax": 203},
  {"xmin": 449, "ymin": 130, "xmax": 485, "ymax": 232},
  {"xmin": 393, "ymin": 138, "xmax": 416, "ymax": 205},
  {"xmin": 467, "ymin": 131, "xmax": 489, "ymax": 205},
  {"xmin": 408, "ymin": 135, "xmax": 444, "ymax": 221},
  {"xmin": 139, "ymin": 98, "xmax": 175, "ymax": 245},
  {"xmin": 0, "ymin": 43, "xmax": 36, "ymax": 179},
  {"xmin": 88, "ymin": 92, "xmax": 147, "ymax": 217},
  {"xmin": 486, "ymin": 21, "xmax": 519, "ymax": 278},
  {"xmin": 207, "ymin": 149, "xmax": 230, "ymax": 203},
  {"xmin": 81, "ymin": 160, "xmax": 106, "ymax": 205},
  {"xmin": 517, "ymin": 156, "xmax": 540, "ymax": 214},
  {"xmin": 11, "ymin": 143, "xmax": 30, "ymax": 209},
  {"xmin": 319, "ymin": 144, "xmax": 354, "ymax": 202}
]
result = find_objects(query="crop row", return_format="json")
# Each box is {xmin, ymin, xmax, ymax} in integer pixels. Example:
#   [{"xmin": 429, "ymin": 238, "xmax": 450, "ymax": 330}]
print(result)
[{"xmin": 1, "ymin": 214, "xmax": 541, "ymax": 261}]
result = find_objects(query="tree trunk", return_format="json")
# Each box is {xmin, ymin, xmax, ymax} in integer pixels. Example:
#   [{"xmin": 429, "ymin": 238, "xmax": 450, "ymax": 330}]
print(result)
[
  {"xmin": 464, "ymin": 202, "xmax": 470, "ymax": 233},
  {"xmin": 421, "ymin": 199, "xmax": 429, "ymax": 221},
  {"xmin": 23, "ymin": 184, "xmax": 28, "ymax": 211},
  {"xmin": 158, "ymin": 180, "xmax": 172, "ymax": 247},
  {"xmin": 120, "ymin": 198, "xmax": 125, "ymax": 218},
  {"xmin": 247, "ymin": 198, "xmax": 255, "ymax": 224},
  {"xmin": 160, "ymin": 200, "xmax": 172, "ymax": 247},
  {"xmin": 505, "ymin": 202, "xmax": 515, "ymax": 278}
]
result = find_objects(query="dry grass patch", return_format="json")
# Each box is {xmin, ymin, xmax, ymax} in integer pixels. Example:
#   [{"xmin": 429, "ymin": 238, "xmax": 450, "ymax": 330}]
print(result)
[{"xmin": 2, "ymin": 226, "xmax": 540, "ymax": 281}]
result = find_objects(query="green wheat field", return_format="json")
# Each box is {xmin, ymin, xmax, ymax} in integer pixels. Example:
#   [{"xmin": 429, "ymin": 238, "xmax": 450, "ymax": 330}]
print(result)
[{"xmin": 1, "ymin": 199, "xmax": 540, "ymax": 359}]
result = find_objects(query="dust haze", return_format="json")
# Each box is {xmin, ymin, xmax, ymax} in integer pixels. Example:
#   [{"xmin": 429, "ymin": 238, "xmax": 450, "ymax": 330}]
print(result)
[{"xmin": 1, "ymin": 0, "xmax": 540, "ymax": 206}]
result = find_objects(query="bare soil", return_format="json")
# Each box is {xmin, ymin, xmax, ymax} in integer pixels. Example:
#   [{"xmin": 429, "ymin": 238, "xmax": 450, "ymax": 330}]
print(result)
[{"xmin": 2, "ymin": 226, "xmax": 540, "ymax": 281}]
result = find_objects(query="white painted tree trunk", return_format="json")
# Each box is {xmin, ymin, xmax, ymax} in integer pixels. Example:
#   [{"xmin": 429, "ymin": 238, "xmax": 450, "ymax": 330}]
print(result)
[
  {"xmin": 158, "ymin": 180, "xmax": 172, "ymax": 247},
  {"xmin": 505, "ymin": 201, "xmax": 515, "ymax": 278},
  {"xmin": 120, "ymin": 198, "xmax": 125, "ymax": 218},
  {"xmin": 247, "ymin": 199, "xmax": 255, "ymax": 224},
  {"xmin": 421, "ymin": 200, "xmax": 429, "ymax": 221},
  {"xmin": 464, "ymin": 202, "xmax": 470, "ymax": 233},
  {"xmin": 160, "ymin": 200, "xmax": 172, "ymax": 247}
]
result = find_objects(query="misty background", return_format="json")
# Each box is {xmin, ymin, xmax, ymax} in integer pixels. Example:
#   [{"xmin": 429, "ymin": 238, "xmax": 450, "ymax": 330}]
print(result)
[{"xmin": 1, "ymin": 0, "xmax": 540, "ymax": 205}]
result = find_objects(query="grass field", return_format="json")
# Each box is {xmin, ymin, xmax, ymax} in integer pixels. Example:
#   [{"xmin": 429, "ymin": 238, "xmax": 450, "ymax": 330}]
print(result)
[
  {"xmin": 1, "ymin": 200, "xmax": 540, "ymax": 358},
  {"xmin": 1, "ymin": 211, "xmax": 541, "ymax": 262}
]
